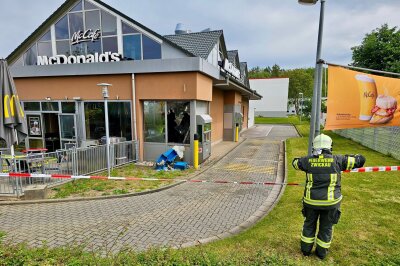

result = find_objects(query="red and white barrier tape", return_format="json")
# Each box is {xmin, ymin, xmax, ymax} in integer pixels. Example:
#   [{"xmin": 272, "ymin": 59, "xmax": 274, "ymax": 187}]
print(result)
[
  {"xmin": 0, "ymin": 166, "xmax": 397, "ymax": 187},
  {"xmin": 343, "ymin": 166, "xmax": 400, "ymax": 173},
  {"xmin": 0, "ymin": 173, "xmax": 301, "ymax": 186}
]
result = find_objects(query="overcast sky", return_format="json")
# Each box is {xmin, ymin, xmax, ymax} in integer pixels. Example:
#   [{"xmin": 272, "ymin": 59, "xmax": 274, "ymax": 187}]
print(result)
[{"xmin": 1, "ymin": 0, "xmax": 399, "ymax": 69}]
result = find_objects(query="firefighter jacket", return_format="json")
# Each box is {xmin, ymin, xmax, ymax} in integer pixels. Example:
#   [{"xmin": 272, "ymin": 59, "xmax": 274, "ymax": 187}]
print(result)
[{"xmin": 292, "ymin": 151, "xmax": 365, "ymax": 209}]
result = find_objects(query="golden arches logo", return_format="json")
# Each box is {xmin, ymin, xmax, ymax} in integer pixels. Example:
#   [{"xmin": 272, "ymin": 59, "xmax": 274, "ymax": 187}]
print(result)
[{"xmin": 4, "ymin": 94, "xmax": 24, "ymax": 119}]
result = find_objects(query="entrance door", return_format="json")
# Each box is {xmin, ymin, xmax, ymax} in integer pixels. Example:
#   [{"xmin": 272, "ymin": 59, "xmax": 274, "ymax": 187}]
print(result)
[
  {"xmin": 43, "ymin": 113, "xmax": 60, "ymax": 152},
  {"xmin": 59, "ymin": 114, "xmax": 77, "ymax": 149}
]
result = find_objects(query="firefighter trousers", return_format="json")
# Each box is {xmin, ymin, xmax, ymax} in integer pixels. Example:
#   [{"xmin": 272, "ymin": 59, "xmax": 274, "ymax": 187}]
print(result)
[{"xmin": 300, "ymin": 206, "xmax": 341, "ymax": 259}]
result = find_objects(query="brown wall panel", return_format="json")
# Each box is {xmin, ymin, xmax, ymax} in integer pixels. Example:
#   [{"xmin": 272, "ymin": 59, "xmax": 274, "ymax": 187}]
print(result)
[
  {"xmin": 14, "ymin": 75, "xmax": 132, "ymax": 101},
  {"xmin": 242, "ymin": 97, "xmax": 249, "ymax": 129},
  {"xmin": 136, "ymin": 72, "xmax": 198, "ymax": 100},
  {"xmin": 223, "ymin": 90, "xmax": 242, "ymax": 105},
  {"xmin": 196, "ymin": 73, "xmax": 213, "ymax": 101},
  {"xmin": 210, "ymin": 88, "xmax": 224, "ymax": 143}
]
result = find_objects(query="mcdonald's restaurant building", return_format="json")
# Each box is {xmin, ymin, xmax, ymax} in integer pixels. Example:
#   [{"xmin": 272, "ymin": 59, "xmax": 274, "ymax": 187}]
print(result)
[{"xmin": 7, "ymin": 0, "xmax": 261, "ymax": 164}]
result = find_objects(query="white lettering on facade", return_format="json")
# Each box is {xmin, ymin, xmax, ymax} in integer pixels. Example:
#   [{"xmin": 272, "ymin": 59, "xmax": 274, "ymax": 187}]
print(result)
[
  {"xmin": 37, "ymin": 52, "xmax": 122, "ymax": 66},
  {"xmin": 223, "ymin": 58, "xmax": 241, "ymax": 79},
  {"xmin": 71, "ymin": 29, "xmax": 101, "ymax": 45}
]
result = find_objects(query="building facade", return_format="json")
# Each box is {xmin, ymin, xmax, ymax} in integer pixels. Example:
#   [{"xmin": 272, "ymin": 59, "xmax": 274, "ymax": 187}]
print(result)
[
  {"xmin": 249, "ymin": 78, "xmax": 289, "ymax": 118},
  {"xmin": 7, "ymin": 0, "xmax": 261, "ymax": 164}
]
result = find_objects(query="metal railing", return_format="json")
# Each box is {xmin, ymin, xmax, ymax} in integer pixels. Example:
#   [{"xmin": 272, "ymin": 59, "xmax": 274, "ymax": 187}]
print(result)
[
  {"xmin": 335, "ymin": 127, "xmax": 400, "ymax": 160},
  {"xmin": 0, "ymin": 141, "xmax": 138, "ymax": 196}
]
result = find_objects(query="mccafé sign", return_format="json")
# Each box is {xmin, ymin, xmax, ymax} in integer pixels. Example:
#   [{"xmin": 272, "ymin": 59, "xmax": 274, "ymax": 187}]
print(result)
[
  {"xmin": 71, "ymin": 29, "xmax": 101, "ymax": 45},
  {"xmin": 37, "ymin": 28, "xmax": 122, "ymax": 65},
  {"xmin": 3, "ymin": 94, "xmax": 24, "ymax": 119}
]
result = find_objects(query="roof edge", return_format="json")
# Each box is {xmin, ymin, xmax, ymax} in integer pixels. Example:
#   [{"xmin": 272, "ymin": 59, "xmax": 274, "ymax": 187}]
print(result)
[
  {"xmin": 7, "ymin": 0, "xmax": 196, "ymax": 64},
  {"xmin": 7, "ymin": 0, "xmax": 76, "ymax": 63}
]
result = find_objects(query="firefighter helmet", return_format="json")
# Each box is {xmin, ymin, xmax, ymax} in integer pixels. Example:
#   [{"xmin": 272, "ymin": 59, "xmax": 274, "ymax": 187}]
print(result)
[{"xmin": 313, "ymin": 134, "xmax": 333, "ymax": 151}]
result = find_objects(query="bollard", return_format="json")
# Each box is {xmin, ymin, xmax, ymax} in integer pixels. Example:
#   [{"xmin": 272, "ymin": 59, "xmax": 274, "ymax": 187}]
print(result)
[
  {"xmin": 235, "ymin": 123, "xmax": 239, "ymax": 142},
  {"xmin": 193, "ymin": 133, "xmax": 199, "ymax": 169}
]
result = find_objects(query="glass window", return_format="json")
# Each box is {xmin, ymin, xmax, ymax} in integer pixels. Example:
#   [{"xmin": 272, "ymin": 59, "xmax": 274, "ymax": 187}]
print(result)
[
  {"xmin": 122, "ymin": 22, "xmax": 139, "ymax": 34},
  {"xmin": 86, "ymin": 41, "xmax": 102, "ymax": 54},
  {"xmin": 41, "ymin": 102, "xmax": 59, "ymax": 111},
  {"xmin": 39, "ymin": 31, "xmax": 51, "ymax": 42},
  {"xmin": 71, "ymin": 43, "xmax": 85, "ymax": 55},
  {"xmin": 62, "ymin": 102, "xmax": 76, "ymax": 113},
  {"xmin": 123, "ymin": 35, "xmax": 141, "ymax": 60},
  {"xmin": 84, "ymin": 0, "xmax": 98, "ymax": 10},
  {"xmin": 56, "ymin": 40, "xmax": 70, "ymax": 55},
  {"xmin": 24, "ymin": 102, "xmax": 40, "ymax": 111},
  {"xmin": 84, "ymin": 102, "xmax": 105, "ymax": 139},
  {"xmin": 167, "ymin": 102, "xmax": 190, "ymax": 144},
  {"xmin": 70, "ymin": 0, "xmax": 83, "ymax": 12},
  {"xmin": 85, "ymin": 10, "xmax": 100, "ymax": 30},
  {"xmin": 143, "ymin": 35, "xmax": 161, "ymax": 60},
  {"xmin": 101, "ymin": 10, "xmax": 117, "ymax": 36},
  {"xmin": 60, "ymin": 115, "xmax": 75, "ymax": 139},
  {"xmin": 103, "ymin": 36, "xmax": 118, "ymax": 53},
  {"xmin": 24, "ymin": 45, "xmax": 37, "ymax": 66},
  {"xmin": 144, "ymin": 101, "xmax": 165, "ymax": 143},
  {"xmin": 69, "ymin": 12, "xmax": 84, "ymax": 37},
  {"xmin": 108, "ymin": 102, "xmax": 132, "ymax": 140},
  {"xmin": 55, "ymin": 15, "xmax": 69, "ymax": 40},
  {"xmin": 37, "ymin": 42, "xmax": 52, "ymax": 57}
]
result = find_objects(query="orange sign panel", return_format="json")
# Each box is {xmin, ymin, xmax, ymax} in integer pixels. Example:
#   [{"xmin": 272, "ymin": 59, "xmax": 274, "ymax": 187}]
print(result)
[{"xmin": 325, "ymin": 66, "xmax": 400, "ymax": 130}]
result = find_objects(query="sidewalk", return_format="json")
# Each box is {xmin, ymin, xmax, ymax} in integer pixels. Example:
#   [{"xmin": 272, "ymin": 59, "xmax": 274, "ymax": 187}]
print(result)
[{"xmin": 0, "ymin": 125, "xmax": 298, "ymax": 251}]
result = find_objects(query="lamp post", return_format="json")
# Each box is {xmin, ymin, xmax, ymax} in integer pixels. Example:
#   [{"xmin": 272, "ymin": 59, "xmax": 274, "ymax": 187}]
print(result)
[
  {"xmin": 298, "ymin": 0, "xmax": 326, "ymax": 155},
  {"xmin": 299, "ymin": 92, "xmax": 304, "ymax": 122},
  {"xmin": 97, "ymin": 83, "xmax": 112, "ymax": 177}
]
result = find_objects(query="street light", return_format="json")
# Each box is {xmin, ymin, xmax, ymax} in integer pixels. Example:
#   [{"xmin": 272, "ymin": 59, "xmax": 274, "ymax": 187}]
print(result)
[
  {"xmin": 299, "ymin": 92, "xmax": 304, "ymax": 122},
  {"xmin": 299, "ymin": 0, "xmax": 326, "ymax": 155},
  {"xmin": 298, "ymin": 0, "xmax": 318, "ymax": 4},
  {"xmin": 97, "ymin": 83, "xmax": 112, "ymax": 177}
]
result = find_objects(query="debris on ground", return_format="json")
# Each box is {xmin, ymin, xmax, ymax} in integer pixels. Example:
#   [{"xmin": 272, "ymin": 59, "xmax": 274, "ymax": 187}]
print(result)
[
  {"xmin": 155, "ymin": 147, "xmax": 188, "ymax": 171},
  {"xmin": 135, "ymin": 161, "xmax": 155, "ymax": 167}
]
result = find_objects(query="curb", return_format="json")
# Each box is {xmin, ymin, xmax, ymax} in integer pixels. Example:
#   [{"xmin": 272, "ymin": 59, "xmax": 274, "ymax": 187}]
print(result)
[
  {"xmin": 0, "ymin": 139, "xmax": 245, "ymax": 206},
  {"xmin": 0, "ymin": 180, "xmax": 186, "ymax": 206},
  {"xmin": 176, "ymin": 138, "xmax": 288, "ymax": 249}
]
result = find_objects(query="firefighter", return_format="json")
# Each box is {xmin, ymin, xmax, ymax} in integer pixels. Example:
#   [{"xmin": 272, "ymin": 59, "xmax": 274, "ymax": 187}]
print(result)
[{"xmin": 292, "ymin": 134, "xmax": 365, "ymax": 259}]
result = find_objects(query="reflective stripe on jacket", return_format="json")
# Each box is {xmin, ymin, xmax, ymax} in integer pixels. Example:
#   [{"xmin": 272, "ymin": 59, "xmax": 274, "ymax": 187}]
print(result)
[{"xmin": 292, "ymin": 152, "xmax": 365, "ymax": 209}]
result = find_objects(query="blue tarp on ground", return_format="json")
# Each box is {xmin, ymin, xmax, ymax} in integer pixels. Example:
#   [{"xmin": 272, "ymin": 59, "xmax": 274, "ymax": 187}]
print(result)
[{"xmin": 155, "ymin": 149, "xmax": 188, "ymax": 170}]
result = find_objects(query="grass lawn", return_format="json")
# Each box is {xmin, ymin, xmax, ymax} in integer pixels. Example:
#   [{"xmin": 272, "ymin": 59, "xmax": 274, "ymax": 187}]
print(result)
[
  {"xmin": 255, "ymin": 115, "xmax": 308, "ymax": 125},
  {"xmin": 49, "ymin": 164, "xmax": 194, "ymax": 199},
  {"xmin": 1, "ymin": 119, "xmax": 399, "ymax": 265}
]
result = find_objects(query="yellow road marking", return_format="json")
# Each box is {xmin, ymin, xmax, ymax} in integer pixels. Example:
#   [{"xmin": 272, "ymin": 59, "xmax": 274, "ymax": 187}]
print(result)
[{"xmin": 221, "ymin": 163, "xmax": 275, "ymax": 174}]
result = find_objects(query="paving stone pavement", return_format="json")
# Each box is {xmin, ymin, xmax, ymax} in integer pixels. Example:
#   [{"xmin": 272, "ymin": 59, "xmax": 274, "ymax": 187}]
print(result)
[{"xmin": 0, "ymin": 125, "xmax": 298, "ymax": 252}]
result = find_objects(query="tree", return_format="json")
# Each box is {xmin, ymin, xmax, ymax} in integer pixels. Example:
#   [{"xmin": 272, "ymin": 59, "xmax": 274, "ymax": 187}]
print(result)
[
  {"xmin": 351, "ymin": 24, "xmax": 400, "ymax": 73},
  {"xmin": 271, "ymin": 64, "xmax": 282, "ymax": 77},
  {"xmin": 284, "ymin": 68, "xmax": 314, "ymax": 114}
]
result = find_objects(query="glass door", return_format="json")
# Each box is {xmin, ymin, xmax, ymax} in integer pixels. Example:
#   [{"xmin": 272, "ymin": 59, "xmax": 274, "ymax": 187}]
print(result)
[{"xmin": 59, "ymin": 114, "xmax": 77, "ymax": 149}]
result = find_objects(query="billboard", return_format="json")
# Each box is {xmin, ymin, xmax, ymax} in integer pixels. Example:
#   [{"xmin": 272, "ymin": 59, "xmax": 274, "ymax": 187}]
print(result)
[{"xmin": 325, "ymin": 66, "xmax": 400, "ymax": 130}]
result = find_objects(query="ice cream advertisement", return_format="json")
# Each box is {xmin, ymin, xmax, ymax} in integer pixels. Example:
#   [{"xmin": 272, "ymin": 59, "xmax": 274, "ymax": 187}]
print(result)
[{"xmin": 325, "ymin": 66, "xmax": 400, "ymax": 130}]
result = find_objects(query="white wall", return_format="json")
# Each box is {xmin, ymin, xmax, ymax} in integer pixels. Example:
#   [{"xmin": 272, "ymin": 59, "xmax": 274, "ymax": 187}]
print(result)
[
  {"xmin": 249, "ymin": 78, "xmax": 289, "ymax": 117},
  {"xmin": 248, "ymin": 106, "xmax": 255, "ymax": 128}
]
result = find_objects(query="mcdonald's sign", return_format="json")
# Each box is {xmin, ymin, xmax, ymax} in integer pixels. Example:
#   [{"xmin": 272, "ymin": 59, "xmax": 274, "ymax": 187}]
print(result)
[{"xmin": 3, "ymin": 94, "xmax": 24, "ymax": 119}]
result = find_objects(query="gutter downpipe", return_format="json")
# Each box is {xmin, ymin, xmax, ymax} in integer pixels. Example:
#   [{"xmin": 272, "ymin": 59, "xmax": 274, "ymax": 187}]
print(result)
[{"xmin": 132, "ymin": 74, "xmax": 139, "ymax": 161}]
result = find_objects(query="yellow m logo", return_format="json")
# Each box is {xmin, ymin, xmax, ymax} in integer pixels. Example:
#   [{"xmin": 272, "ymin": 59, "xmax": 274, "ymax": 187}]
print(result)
[{"xmin": 4, "ymin": 94, "xmax": 25, "ymax": 119}]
